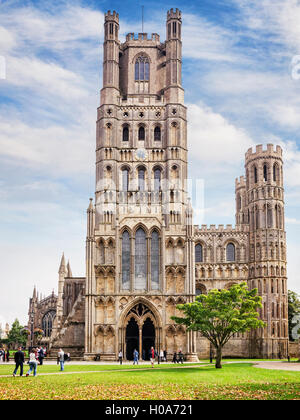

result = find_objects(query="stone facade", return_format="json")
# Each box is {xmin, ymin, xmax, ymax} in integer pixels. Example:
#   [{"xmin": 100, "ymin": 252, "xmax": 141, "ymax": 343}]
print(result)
[{"xmin": 28, "ymin": 9, "xmax": 289, "ymax": 360}]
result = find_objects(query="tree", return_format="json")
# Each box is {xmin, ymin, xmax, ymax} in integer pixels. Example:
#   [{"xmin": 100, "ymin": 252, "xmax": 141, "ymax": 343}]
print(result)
[
  {"xmin": 172, "ymin": 283, "xmax": 266, "ymax": 368},
  {"xmin": 6, "ymin": 319, "xmax": 28, "ymax": 348},
  {"xmin": 288, "ymin": 290, "xmax": 300, "ymax": 341}
]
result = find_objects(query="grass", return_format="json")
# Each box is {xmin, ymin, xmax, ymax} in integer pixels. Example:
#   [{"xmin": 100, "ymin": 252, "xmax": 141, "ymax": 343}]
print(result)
[{"xmin": 0, "ymin": 362, "xmax": 299, "ymax": 400}]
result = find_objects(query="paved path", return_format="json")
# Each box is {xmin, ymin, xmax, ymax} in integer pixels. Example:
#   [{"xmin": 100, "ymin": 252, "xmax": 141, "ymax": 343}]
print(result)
[{"xmin": 253, "ymin": 361, "xmax": 300, "ymax": 372}]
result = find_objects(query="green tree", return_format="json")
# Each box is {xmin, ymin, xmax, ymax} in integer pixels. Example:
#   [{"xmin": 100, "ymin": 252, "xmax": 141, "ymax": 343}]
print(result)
[
  {"xmin": 288, "ymin": 290, "xmax": 300, "ymax": 341},
  {"xmin": 172, "ymin": 283, "xmax": 266, "ymax": 368},
  {"xmin": 6, "ymin": 319, "xmax": 28, "ymax": 348}
]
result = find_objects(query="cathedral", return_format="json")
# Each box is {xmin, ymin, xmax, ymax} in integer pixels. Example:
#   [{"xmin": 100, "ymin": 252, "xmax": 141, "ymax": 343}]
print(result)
[{"xmin": 27, "ymin": 9, "xmax": 289, "ymax": 360}]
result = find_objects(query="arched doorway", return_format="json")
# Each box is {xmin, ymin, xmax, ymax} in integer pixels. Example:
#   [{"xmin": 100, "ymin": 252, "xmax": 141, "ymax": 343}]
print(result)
[
  {"xmin": 142, "ymin": 318, "xmax": 155, "ymax": 360},
  {"xmin": 126, "ymin": 317, "xmax": 139, "ymax": 360},
  {"xmin": 123, "ymin": 302, "xmax": 161, "ymax": 361}
]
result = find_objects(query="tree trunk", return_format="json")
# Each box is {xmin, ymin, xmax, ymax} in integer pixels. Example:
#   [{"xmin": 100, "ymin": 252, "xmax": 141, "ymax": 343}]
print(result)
[{"xmin": 215, "ymin": 346, "xmax": 222, "ymax": 369}]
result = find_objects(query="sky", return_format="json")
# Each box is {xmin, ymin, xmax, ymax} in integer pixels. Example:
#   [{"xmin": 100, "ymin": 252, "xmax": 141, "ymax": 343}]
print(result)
[{"xmin": 1, "ymin": 0, "xmax": 300, "ymax": 327}]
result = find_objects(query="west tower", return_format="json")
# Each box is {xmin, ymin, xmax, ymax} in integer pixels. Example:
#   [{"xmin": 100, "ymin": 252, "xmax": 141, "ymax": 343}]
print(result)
[{"xmin": 84, "ymin": 9, "xmax": 198, "ymax": 361}]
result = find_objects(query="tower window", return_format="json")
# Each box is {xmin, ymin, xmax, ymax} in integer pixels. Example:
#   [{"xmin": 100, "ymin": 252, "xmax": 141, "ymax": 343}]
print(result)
[
  {"xmin": 154, "ymin": 126, "xmax": 161, "ymax": 141},
  {"xmin": 263, "ymin": 164, "xmax": 268, "ymax": 182},
  {"xmin": 109, "ymin": 23, "xmax": 114, "ymax": 35},
  {"xmin": 135, "ymin": 228, "xmax": 147, "ymax": 290},
  {"xmin": 138, "ymin": 126, "xmax": 145, "ymax": 141},
  {"xmin": 154, "ymin": 168, "xmax": 161, "ymax": 191},
  {"xmin": 122, "ymin": 169, "xmax": 129, "ymax": 191},
  {"xmin": 123, "ymin": 126, "xmax": 129, "ymax": 142},
  {"xmin": 151, "ymin": 230, "xmax": 160, "ymax": 290},
  {"xmin": 226, "ymin": 243, "xmax": 235, "ymax": 262},
  {"xmin": 195, "ymin": 244, "xmax": 203, "ymax": 263},
  {"xmin": 254, "ymin": 166, "xmax": 258, "ymax": 183},
  {"xmin": 173, "ymin": 21, "xmax": 177, "ymax": 35},
  {"xmin": 135, "ymin": 56, "xmax": 150, "ymax": 81},
  {"xmin": 138, "ymin": 168, "xmax": 145, "ymax": 191},
  {"xmin": 122, "ymin": 231, "xmax": 131, "ymax": 290}
]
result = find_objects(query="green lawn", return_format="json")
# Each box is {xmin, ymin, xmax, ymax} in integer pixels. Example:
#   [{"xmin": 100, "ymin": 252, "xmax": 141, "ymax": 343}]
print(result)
[{"xmin": 0, "ymin": 362, "xmax": 299, "ymax": 400}]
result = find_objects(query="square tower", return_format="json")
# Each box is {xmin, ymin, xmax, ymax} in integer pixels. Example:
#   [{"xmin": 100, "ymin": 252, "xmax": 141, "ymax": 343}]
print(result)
[{"xmin": 84, "ymin": 9, "xmax": 198, "ymax": 362}]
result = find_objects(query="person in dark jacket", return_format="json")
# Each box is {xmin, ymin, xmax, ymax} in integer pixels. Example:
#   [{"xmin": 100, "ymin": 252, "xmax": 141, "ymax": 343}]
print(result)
[
  {"xmin": 38, "ymin": 347, "xmax": 44, "ymax": 365},
  {"xmin": 6, "ymin": 350, "xmax": 10, "ymax": 363},
  {"xmin": 13, "ymin": 347, "xmax": 25, "ymax": 377},
  {"xmin": 178, "ymin": 349, "xmax": 184, "ymax": 364},
  {"xmin": 172, "ymin": 352, "xmax": 177, "ymax": 364}
]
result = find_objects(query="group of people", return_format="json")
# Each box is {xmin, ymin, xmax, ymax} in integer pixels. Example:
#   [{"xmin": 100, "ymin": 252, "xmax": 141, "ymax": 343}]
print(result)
[
  {"xmin": 12, "ymin": 346, "xmax": 47, "ymax": 377},
  {"xmin": 118, "ymin": 348, "xmax": 184, "ymax": 366},
  {"xmin": 0, "ymin": 348, "xmax": 10, "ymax": 362},
  {"xmin": 11, "ymin": 346, "xmax": 69, "ymax": 377},
  {"xmin": 172, "ymin": 350, "xmax": 184, "ymax": 364}
]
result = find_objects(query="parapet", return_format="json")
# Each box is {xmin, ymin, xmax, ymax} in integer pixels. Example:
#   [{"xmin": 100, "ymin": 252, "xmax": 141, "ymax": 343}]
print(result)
[
  {"xmin": 194, "ymin": 224, "xmax": 249, "ymax": 234},
  {"xmin": 167, "ymin": 8, "xmax": 182, "ymax": 20},
  {"xmin": 125, "ymin": 33, "xmax": 160, "ymax": 43},
  {"xmin": 235, "ymin": 175, "xmax": 246, "ymax": 190},
  {"xmin": 245, "ymin": 144, "xmax": 282, "ymax": 162},
  {"xmin": 105, "ymin": 10, "xmax": 119, "ymax": 22}
]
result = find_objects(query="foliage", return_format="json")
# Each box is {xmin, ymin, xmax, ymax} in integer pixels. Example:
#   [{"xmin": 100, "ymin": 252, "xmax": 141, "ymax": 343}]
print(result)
[
  {"xmin": 6, "ymin": 319, "xmax": 28, "ymax": 348},
  {"xmin": 288, "ymin": 290, "xmax": 300, "ymax": 341},
  {"xmin": 172, "ymin": 283, "xmax": 266, "ymax": 368}
]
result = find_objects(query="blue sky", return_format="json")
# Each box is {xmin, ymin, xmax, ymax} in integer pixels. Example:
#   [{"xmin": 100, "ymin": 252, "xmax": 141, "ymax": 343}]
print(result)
[{"xmin": 1, "ymin": 0, "xmax": 300, "ymax": 327}]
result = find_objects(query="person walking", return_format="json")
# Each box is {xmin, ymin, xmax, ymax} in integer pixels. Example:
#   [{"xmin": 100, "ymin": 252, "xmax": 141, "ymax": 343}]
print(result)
[
  {"xmin": 26, "ymin": 349, "xmax": 38, "ymax": 377},
  {"xmin": 163, "ymin": 349, "xmax": 167, "ymax": 362},
  {"xmin": 172, "ymin": 351, "xmax": 177, "ymax": 364},
  {"xmin": 133, "ymin": 349, "xmax": 139, "ymax": 365},
  {"xmin": 58, "ymin": 348, "xmax": 65, "ymax": 372},
  {"xmin": 6, "ymin": 349, "xmax": 10, "ymax": 363},
  {"xmin": 178, "ymin": 349, "xmax": 184, "ymax": 364},
  {"xmin": 38, "ymin": 347, "xmax": 44, "ymax": 365},
  {"xmin": 150, "ymin": 346, "xmax": 155, "ymax": 368},
  {"xmin": 118, "ymin": 350, "xmax": 123, "ymax": 365},
  {"xmin": 160, "ymin": 350, "xmax": 164, "ymax": 363},
  {"xmin": 13, "ymin": 347, "xmax": 25, "ymax": 377},
  {"xmin": 0, "ymin": 349, "xmax": 4, "ymax": 363}
]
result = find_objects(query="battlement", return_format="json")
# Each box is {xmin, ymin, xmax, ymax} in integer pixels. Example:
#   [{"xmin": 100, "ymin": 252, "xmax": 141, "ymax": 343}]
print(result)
[
  {"xmin": 125, "ymin": 33, "xmax": 160, "ymax": 43},
  {"xmin": 167, "ymin": 8, "xmax": 182, "ymax": 20},
  {"xmin": 194, "ymin": 224, "xmax": 249, "ymax": 234},
  {"xmin": 105, "ymin": 10, "xmax": 119, "ymax": 22},
  {"xmin": 245, "ymin": 144, "xmax": 282, "ymax": 161},
  {"xmin": 235, "ymin": 175, "xmax": 246, "ymax": 190}
]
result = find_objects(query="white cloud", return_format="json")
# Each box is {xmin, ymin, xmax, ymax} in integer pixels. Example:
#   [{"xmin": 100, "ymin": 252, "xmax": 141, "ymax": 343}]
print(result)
[
  {"xmin": 188, "ymin": 103, "xmax": 254, "ymax": 166},
  {"xmin": 0, "ymin": 116, "xmax": 95, "ymax": 176},
  {"xmin": 234, "ymin": 0, "xmax": 300, "ymax": 52}
]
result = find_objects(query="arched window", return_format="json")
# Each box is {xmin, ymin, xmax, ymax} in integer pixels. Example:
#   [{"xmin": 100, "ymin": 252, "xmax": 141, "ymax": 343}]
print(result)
[
  {"xmin": 42, "ymin": 310, "xmax": 56, "ymax": 338},
  {"xmin": 138, "ymin": 126, "xmax": 145, "ymax": 141},
  {"xmin": 138, "ymin": 167, "xmax": 145, "ymax": 191},
  {"xmin": 267, "ymin": 206, "xmax": 273, "ymax": 228},
  {"xmin": 151, "ymin": 230, "xmax": 160, "ymax": 290},
  {"xmin": 135, "ymin": 228, "xmax": 147, "ymax": 290},
  {"xmin": 154, "ymin": 168, "xmax": 161, "ymax": 191},
  {"xmin": 237, "ymin": 194, "xmax": 242, "ymax": 211},
  {"xmin": 122, "ymin": 168, "xmax": 129, "ymax": 191},
  {"xmin": 123, "ymin": 126, "xmax": 129, "ymax": 142},
  {"xmin": 122, "ymin": 231, "xmax": 131, "ymax": 290},
  {"xmin": 195, "ymin": 244, "xmax": 203, "ymax": 263},
  {"xmin": 135, "ymin": 56, "xmax": 150, "ymax": 81},
  {"xmin": 263, "ymin": 164, "xmax": 268, "ymax": 182},
  {"xmin": 196, "ymin": 284, "xmax": 206, "ymax": 296},
  {"xmin": 154, "ymin": 126, "xmax": 161, "ymax": 141},
  {"xmin": 226, "ymin": 243, "xmax": 235, "ymax": 262},
  {"xmin": 254, "ymin": 166, "xmax": 258, "ymax": 183}
]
